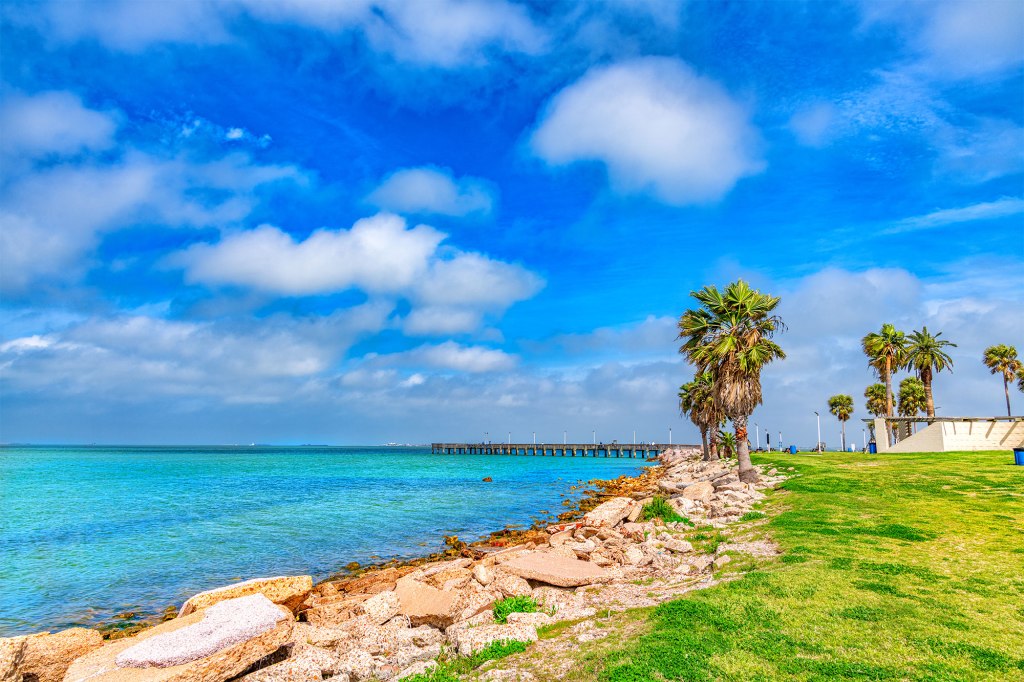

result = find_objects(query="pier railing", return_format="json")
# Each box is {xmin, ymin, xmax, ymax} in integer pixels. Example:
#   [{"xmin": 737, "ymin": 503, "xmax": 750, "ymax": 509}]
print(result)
[{"xmin": 430, "ymin": 442, "xmax": 686, "ymax": 458}]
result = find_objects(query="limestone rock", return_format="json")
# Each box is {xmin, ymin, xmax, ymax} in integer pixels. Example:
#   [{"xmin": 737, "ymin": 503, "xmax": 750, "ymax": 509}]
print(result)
[
  {"xmin": 583, "ymin": 497, "xmax": 637, "ymax": 528},
  {"xmin": 504, "ymin": 612, "xmax": 553, "ymax": 627},
  {"xmin": 547, "ymin": 529, "xmax": 574, "ymax": 547},
  {"xmin": 396, "ymin": 661, "xmax": 436, "ymax": 680},
  {"xmin": 681, "ymin": 481, "xmax": 714, "ymax": 504},
  {"xmin": 472, "ymin": 564, "xmax": 494, "ymax": 586},
  {"xmin": 714, "ymin": 555, "xmax": 732, "ymax": 568},
  {"xmin": 394, "ymin": 578, "xmax": 457, "ymax": 628},
  {"xmin": 359, "ymin": 591, "xmax": 400, "ymax": 626},
  {"xmin": 334, "ymin": 649, "xmax": 374, "ymax": 682},
  {"xmin": 2, "ymin": 628, "xmax": 103, "ymax": 682},
  {"xmin": 179, "ymin": 576, "xmax": 312, "ymax": 616},
  {"xmin": 661, "ymin": 539, "xmax": 694, "ymax": 554},
  {"xmin": 502, "ymin": 551, "xmax": 610, "ymax": 588},
  {"xmin": 452, "ymin": 623, "xmax": 538, "ymax": 656},
  {"xmin": 64, "ymin": 596, "xmax": 293, "ymax": 682},
  {"xmin": 239, "ymin": 644, "xmax": 339, "ymax": 682},
  {"xmin": 304, "ymin": 595, "xmax": 368, "ymax": 627},
  {"xmin": 491, "ymin": 573, "xmax": 532, "ymax": 599}
]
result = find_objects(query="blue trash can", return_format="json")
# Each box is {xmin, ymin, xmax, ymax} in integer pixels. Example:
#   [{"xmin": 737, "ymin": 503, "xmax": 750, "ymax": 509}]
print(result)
[
  {"xmin": 789, "ymin": 445, "xmax": 797, "ymax": 454},
  {"xmin": 1014, "ymin": 448, "xmax": 1024, "ymax": 466},
  {"xmin": 868, "ymin": 442, "xmax": 877, "ymax": 454}
]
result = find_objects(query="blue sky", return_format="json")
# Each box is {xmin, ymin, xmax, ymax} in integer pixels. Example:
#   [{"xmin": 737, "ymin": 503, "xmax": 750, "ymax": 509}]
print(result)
[{"xmin": 1, "ymin": 0, "xmax": 1022, "ymax": 446}]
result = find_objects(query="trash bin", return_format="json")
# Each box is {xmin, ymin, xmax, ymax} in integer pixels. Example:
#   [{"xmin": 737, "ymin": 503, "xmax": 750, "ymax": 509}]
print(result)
[
  {"xmin": 789, "ymin": 445, "xmax": 797, "ymax": 454},
  {"xmin": 1014, "ymin": 448, "xmax": 1024, "ymax": 466},
  {"xmin": 868, "ymin": 442, "xmax": 877, "ymax": 454}
]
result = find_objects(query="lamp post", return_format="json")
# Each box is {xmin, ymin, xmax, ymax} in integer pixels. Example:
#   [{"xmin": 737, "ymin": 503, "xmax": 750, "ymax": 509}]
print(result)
[
  {"xmin": 593, "ymin": 430, "xmax": 596, "ymax": 445},
  {"xmin": 563, "ymin": 430, "xmax": 567, "ymax": 445},
  {"xmin": 533, "ymin": 432, "xmax": 536, "ymax": 445},
  {"xmin": 814, "ymin": 411, "xmax": 821, "ymax": 453},
  {"xmin": 669, "ymin": 427, "xmax": 672, "ymax": 445},
  {"xmin": 633, "ymin": 430, "xmax": 636, "ymax": 445},
  {"xmin": 778, "ymin": 431, "xmax": 782, "ymax": 452},
  {"xmin": 755, "ymin": 423, "xmax": 760, "ymax": 450},
  {"xmin": 485, "ymin": 431, "xmax": 488, "ymax": 444},
  {"xmin": 507, "ymin": 432, "xmax": 511, "ymax": 445}
]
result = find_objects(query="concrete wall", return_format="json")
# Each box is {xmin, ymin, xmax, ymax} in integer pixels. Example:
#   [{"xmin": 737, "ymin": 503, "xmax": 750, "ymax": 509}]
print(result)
[{"xmin": 887, "ymin": 420, "xmax": 1024, "ymax": 453}]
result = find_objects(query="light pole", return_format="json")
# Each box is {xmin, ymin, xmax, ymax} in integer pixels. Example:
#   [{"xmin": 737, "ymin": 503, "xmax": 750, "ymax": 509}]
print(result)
[
  {"xmin": 533, "ymin": 432, "xmax": 536, "ymax": 445},
  {"xmin": 778, "ymin": 431, "xmax": 782, "ymax": 452},
  {"xmin": 814, "ymin": 411, "xmax": 821, "ymax": 453},
  {"xmin": 755, "ymin": 423, "xmax": 760, "ymax": 450},
  {"xmin": 669, "ymin": 427, "xmax": 672, "ymax": 445},
  {"xmin": 862, "ymin": 428, "xmax": 866, "ymax": 450},
  {"xmin": 633, "ymin": 430, "xmax": 636, "ymax": 445},
  {"xmin": 563, "ymin": 430, "xmax": 567, "ymax": 445},
  {"xmin": 507, "ymin": 432, "xmax": 511, "ymax": 445},
  {"xmin": 593, "ymin": 430, "xmax": 596, "ymax": 445},
  {"xmin": 485, "ymin": 431, "xmax": 489, "ymax": 444}
]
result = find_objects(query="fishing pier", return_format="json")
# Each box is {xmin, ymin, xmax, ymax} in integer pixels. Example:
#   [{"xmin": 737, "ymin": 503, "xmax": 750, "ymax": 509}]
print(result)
[{"xmin": 430, "ymin": 442, "xmax": 676, "ymax": 458}]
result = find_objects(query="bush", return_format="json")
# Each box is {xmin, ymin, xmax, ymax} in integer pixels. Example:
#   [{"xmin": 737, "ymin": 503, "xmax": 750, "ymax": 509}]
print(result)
[
  {"xmin": 493, "ymin": 595, "xmax": 539, "ymax": 624},
  {"xmin": 640, "ymin": 496, "xmax": 688, "ymax": 523}
]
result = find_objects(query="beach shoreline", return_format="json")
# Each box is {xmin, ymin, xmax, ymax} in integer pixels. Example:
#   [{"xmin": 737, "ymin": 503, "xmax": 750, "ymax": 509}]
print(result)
[{"xmin": 86, "ymin": 455, "xmax": 667, "ymax": 641}]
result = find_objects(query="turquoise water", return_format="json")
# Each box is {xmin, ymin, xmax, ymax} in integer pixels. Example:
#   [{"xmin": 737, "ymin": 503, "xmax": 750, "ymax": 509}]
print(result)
[{"xmin": 0, "ymin": 445, "xmax": 651, "ymax": 636}]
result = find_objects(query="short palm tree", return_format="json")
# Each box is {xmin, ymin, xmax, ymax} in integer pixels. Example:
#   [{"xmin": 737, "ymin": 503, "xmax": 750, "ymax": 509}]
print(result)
[
  {"xmin": 861, "ymin": 324, "xmax": 907, "ymax": 442},
  {"xmin": 898, "ymin": 376, "xmax": 927, "ymax": 424},
  {"xmin": 679, "ymin": 372, "xmax": 722, "ymax": 462},
  {"xmin": 678, "ymin": 280, "xmax": 786, "ymax": 483},
  {"xmin": 864, "ymin": 383, "xmax": 887, "ymax": 418},
  {"xmin": 1018, "ymin": 367, "xmax": 1024, "ymax": 395},
  {"xmin": 983, "ymin": 344, "xmax": 1022, "ymax": 416},
  {"xmin": 718, "ymin": 430, "xmax": 737, "ymax": 459},
  {"xmin": 827, "ymin": 394, "xmax": 854, "ymax": 451},
  {"xmin": 904, "ymin": 327, "xmax": 956, "ymax": 418}
]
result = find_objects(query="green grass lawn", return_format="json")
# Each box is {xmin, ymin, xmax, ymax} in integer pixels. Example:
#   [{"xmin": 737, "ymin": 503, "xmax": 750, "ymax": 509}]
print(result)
[{"xmin": 588, "ymin": 450, "xmax": 1024, "ymax": 681}]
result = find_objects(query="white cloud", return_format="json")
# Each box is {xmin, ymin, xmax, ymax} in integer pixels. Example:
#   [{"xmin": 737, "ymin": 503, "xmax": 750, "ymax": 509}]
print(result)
[
  {"xmin": 885, "ymin": 197, "xmax": 1024, "ymax": 234},
  {"xmin": 1, "ymin": 151, "xmax": 302, "ymax": 293},
  {"xmin": 530, "ymin": 57, "xmax": 764, "ymax": 205},
  {"xmin": 367, "ymin": 167, "xmax": 495, "ymax": 217},
  {"xmin": 174, "ymin": 213, "xmax": 544, "ymax": 334},
  {"xmin": 33, "ymin": 0, "xmax": 545, "ymax": 67},
  {"xmin": 788, "ymin": 103, "xmax": 837, "ymax": 148},
  {"xmin": 0, "ymin": 91, "xmax": 117, "ymax": 159},
  {"xmin": 392, "ymin": 341, "xmax": 518, "ymax": 373},
  {"xmin": 918, "ymin": 0, "xmax": 1024, "ymax": 79},
  {"xmin": 225, "ymin": 127, "xmax": 245, "ymax": 140},
  {"xmin": 177, "ymin": 213, "xmax": 445, "ymax": 295}
]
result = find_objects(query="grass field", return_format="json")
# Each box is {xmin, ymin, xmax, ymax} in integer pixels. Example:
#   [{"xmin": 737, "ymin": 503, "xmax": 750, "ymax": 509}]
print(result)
[{"xmin": 528, "ymin": 450, "xmax": 1024, "ymax": 681}]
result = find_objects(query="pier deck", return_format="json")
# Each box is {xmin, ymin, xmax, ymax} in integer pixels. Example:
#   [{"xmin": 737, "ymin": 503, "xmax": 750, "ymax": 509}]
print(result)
[{"xmin": 430, "ymin": 442, "xmax": 680, "ymax": 458}]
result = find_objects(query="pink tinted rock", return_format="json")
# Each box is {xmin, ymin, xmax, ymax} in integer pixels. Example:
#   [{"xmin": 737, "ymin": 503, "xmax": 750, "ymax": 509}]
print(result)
[{"xmin": 502, "ymin": 551, "xmax": 610, "ymax": 588}]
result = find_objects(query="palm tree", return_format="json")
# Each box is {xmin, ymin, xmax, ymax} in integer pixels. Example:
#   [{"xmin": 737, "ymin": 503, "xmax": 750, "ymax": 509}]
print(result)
[
  {"xmin": 827, "ymin": 394, "xmax": 854, "ymax": 451},
  {"xmin": 861, "ymin": 324, "xmax": 907, "ymax": 442},
  {"xmin": 678, "ymin": 279, "xmax": 786, "ymax": 483},
  {"xmin": 905, "ymin": 327, "xmax": 956, "ymax": 418},
  {"xmin": 718, "ymin": 430, "xmax": 737, "ymax": 459},
  {"xmin": 679, "ymin": 372, "xmax": 718, "ymax": 461},
  {"xmin": 1018, "ymin": 367, "xmax": 1024, "ymax": 395},
  {"xmin": 864, "ymin": 383, "xmax": 887, "ymax": 418},
  {"xmin": 898, "ymin": 376, "xmax": 927, "ymax": 418},
  {"xmin": 983, "ymin": 345, "xmax": 1022, "ymax": 416}
]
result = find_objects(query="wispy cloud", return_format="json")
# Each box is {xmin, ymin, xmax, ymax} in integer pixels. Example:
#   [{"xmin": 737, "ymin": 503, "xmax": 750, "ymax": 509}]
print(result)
[{"xmin": 884, "ymin": 197, "xmax": 1024, "ymax": 235}]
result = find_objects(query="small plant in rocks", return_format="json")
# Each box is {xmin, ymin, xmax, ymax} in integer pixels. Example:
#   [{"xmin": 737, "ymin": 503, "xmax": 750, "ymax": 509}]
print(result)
[
  {"xmin": 640, "ymin": 496, "xmax": 687, "ymax": 523},
  {"xmin": 493, "ymin": 595, "xmax": 539, "ymax": 624}
]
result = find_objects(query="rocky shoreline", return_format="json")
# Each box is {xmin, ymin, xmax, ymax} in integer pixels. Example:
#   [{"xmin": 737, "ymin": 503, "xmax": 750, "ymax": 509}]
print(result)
[{"xmin": 1, "ymin": 448, "xmax": 788, "ymax": 682}]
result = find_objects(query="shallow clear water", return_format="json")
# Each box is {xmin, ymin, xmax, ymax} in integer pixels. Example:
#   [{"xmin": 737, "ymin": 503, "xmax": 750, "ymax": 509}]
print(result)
[{"xmin": 0, "ymin": 445, "xmax": 652, "ymax": 636}]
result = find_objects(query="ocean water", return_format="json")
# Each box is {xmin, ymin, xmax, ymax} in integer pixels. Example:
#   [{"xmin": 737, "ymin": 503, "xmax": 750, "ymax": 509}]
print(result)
[{"xmin": 0, "ymin": 445, "xmax": 652, "ymax": 636}]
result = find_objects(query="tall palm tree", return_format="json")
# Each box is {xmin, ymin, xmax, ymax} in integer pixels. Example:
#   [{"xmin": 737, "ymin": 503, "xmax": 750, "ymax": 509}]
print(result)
[
  {"xmin": 827, "ymin": 394, "xmax": 854, "ymax": 451},
  {"xmin": 861, "ymin": 324, "xmax": 907, "ymax": 442},
  {"xmin": 864, "ymin": 383, "xmax": 887, "ymax": 418},
  {"xmin": 983, "ymin": 345, "xmax": 1022, "ymax": 416},
  {"xmin": 678, "ymin": 280, "xmax": 786, "ymax": 483},
  {"xmin": 905, "ymin": 327, "xmax": 956, "ymax": 418}
]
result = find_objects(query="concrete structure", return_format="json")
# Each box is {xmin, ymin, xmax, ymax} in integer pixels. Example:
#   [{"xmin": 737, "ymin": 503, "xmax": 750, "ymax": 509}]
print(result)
[
  {"xmin": 430, "ymin": 442, "xmax": 681, "ymax": 458},
  {"xmin": 869, "ymin": 417, "xmax": 1024, "ymax": 453}
]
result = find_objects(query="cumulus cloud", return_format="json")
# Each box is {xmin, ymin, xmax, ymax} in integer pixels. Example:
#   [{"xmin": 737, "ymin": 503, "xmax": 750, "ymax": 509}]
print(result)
[
  {"xmin": 367, "ymin": 167, "xmax": 495, "ymax": 217},
  {"xmin": 31, "ymin": 0, "xmax": 545, "ymax": 67},
  {"xmin": 530, "ymin": 58, "xmax": 764, "ymax": 205},
  {"xmin": 1, "ymin": 151, "xmax": 302, "ymax": 294},
  {"xmin": 0, "ymin": 91, "xmax": 117, "ymax": 159},
  {"xmin": 174, "ymin": 213, "xmax": 544, "ymax": 334},
  {"xmin": 406, "ymin": 341, "xmax": 517, "ymax": 373}
]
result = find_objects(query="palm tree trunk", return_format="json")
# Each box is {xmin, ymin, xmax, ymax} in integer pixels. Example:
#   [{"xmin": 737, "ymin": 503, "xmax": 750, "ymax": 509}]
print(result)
[
  {"xmin": 1005, "ymin": 375, "xmax": 1012, "ymax": 417},
  {"xmin": 709, "ymin": 431, "xmax": 719, "ymax": 461},
  {"xmin": 923, "ymin": 369, "xmax": 935, "ymax": 418},
  {"xmin": 734, "ymin": 415, "xmax": 758, "ymax": 483},
  {"xmin": 700, "ymin": 429, "xmax": 710, "ymax": 461},
  {"xmin": 884, "ymin": 359, "xmax": 894, "ymax": 444},
  {"xmin": 841, "ymin": 419, "xmax": 846, "ymax": 452}
]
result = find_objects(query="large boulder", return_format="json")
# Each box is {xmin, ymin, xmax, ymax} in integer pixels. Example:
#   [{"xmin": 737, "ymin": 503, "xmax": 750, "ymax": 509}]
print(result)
[
  {"xmin": 64, "ymin": 595, "xmax": 293, "ymax": 682},
  {"xmin": 1, "ymin": 628, "xmax": 102, "ymax": 682},
  {"xmin": 393, "ymin": 578, "xmax": 457, "ymax": 628},
  {"xmin": 502, "ymin": 551, "xmax": 610, "ymax": 588},
  {"xmin": 681, "ymin": 481, "xmax": 714, "ymax": 504},
  {"xmin": 237, "ymin": 644, "xmax": 342, "ymax": 682},
  {"xmin": 451, "ymin": 623, "xmax": 538, "ymax": 656},
  {"xmin": 582, "ymin": 498, "xmax": 637, "ymax": 528},
  {"xmin": 179, "ymin": 576, "xmax": 312, "ymax": 616},
  {"xmin": 358, "ymin": 591, "xmax": 401, "ymax": 626}
]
